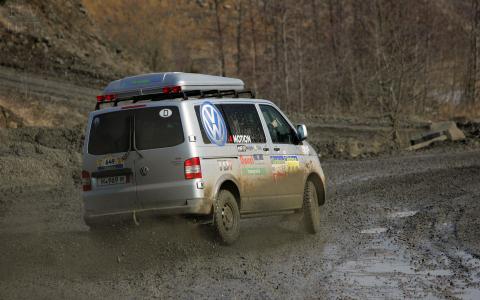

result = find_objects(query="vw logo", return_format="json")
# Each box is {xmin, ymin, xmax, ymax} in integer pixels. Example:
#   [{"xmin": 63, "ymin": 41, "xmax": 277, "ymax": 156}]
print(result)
[
  {"xmin": 200, "ymin": 101, "xmax": 227, "ymax": 146},
  {"xmin": 139, "ymin": 166, "xmax": 149, "ymax": 176}
]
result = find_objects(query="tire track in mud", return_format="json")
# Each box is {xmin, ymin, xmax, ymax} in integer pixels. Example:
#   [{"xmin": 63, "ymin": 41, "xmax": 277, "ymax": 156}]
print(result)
[{"xmin": 0, "ymin": 150, "xmax": 479, "ymax": 298}]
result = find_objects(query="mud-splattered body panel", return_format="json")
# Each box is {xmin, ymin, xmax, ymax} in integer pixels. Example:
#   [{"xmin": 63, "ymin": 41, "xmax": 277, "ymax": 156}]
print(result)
[{"xmin": 82, "ymin": 98, "xmax": 326, "ymax": 223}]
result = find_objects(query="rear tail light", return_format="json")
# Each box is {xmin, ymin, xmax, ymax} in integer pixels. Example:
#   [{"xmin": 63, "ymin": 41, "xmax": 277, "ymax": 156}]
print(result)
[
  {"xmin": 82, "ymin": 170, "xmax": 92, "ymax": 191},
  {"xmin": 184, "ymin": 157, "xmax": 202, "ymax": 179}
]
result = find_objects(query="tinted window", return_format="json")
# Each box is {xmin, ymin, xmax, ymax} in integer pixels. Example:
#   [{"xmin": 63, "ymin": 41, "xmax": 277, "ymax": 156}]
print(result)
[
  {"xmin": 260, "ymin": 105, "xmax": 298, "ymax": 144},
  {"xmin": 221, "ymin": 104, "xmax": 266, "ymax": 143},
  {"xmin": 88, "ymin": 111, "xmax": 130, "ymax": 155},
  {"xmin": 195, "ymin": 104, "xmax": 266, "ymax": 144},
  {"xmin": 135, "ymin": 107, "xmax": 184, "ymax": 150},
  {"xmin": 195, "ymin": 105, "xmax": 219, "ymax": 144}
]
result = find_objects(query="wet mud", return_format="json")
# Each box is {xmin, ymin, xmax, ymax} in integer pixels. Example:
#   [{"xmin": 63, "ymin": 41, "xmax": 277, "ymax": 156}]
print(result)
[{"xmin": 1, "ymin": 149, "xmax": 479, "ymax": 298}]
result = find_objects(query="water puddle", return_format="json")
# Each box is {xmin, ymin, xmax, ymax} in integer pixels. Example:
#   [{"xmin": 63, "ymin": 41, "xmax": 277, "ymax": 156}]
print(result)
[
  {"xmin": 387, "ymin": 210, "xmax": 418, "ymax": 219},
  {"xmin": 361, "ymin": 227, "xmax": 387, "ymax": 234},
  {"xmin": 323, "ymin": 236, "xmax": 456, "ymax": 298}
]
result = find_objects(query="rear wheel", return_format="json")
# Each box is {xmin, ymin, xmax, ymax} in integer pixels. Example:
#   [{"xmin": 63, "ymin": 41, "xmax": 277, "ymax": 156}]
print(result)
[
  {"xmin": 213, "ymin": 189, "xmax": 240, "ymax": 245},
  {"xmin": 302, "ymin": 180, "xmax": 320, "ymax": 234}
]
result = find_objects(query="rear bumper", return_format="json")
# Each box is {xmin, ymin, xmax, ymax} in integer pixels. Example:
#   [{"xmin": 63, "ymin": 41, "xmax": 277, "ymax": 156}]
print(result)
[{"xmin": 84, "ymin": 198, "xmax": 213, "ymax": 225}]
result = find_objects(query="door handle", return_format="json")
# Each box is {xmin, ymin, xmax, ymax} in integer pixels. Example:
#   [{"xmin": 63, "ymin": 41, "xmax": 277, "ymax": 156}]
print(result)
[
  {"xmin": 273, "ymin": 147, "xmax": 280, "ymax": 151},
  {"xmin": 263, "ymin": 147, "xmax": 269, "ymax": 152}
]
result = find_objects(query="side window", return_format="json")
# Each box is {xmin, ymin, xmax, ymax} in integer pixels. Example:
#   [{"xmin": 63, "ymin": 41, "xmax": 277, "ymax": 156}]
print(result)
[
  {"xmin": 220, "ymin": 104, "xmax": 266, "ymax": 144},
  {"xmin": 195, "ymin": 103, "xmax": 266, "ymax": 144},
  {"xmin": 260, "ymin": 105, "xmax": 298, "ymax": 144}
]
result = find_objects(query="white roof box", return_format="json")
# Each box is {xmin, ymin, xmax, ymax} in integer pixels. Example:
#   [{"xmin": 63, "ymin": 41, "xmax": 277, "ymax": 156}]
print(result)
[{"xmin": 103, "ymin": 72, "xmax": 245, "ymax": 98}]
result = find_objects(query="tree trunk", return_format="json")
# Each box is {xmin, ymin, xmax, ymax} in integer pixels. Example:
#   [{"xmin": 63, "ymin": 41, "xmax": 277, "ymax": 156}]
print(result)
[
  {"xmin": 249, "ymin": 0, "xmax": 258, "ymax": 92},
  {"xmin": 214, "ymin": 0, "xmax": 226, "ymax": 76},
  {"xmin": 235, "ymin": 0, "xmax": 243, "ymax": 76},
  {"xmin": 281, "ymin": 10, "xmax": 289, "ymax": 111}
]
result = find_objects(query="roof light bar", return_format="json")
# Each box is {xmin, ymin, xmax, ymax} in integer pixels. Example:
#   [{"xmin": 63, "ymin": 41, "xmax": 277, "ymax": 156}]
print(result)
[
  {"xmin": 162, "ymin": 85, "xmax": 182, "ymax": 94},
  {"xmin": 96, "ymin": 94, "xmax": 117, "ymax": 103}
]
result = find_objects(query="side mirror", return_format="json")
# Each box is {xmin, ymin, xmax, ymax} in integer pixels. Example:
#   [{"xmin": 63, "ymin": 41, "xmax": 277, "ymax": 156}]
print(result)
[{"xmin": 296, "ymin": 124, "xmax": 308, "ymax": 141}]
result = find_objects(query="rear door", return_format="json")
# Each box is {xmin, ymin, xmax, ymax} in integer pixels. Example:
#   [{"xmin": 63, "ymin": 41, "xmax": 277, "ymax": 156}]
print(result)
[
  {"xmin": 133, "ymin": 106, "xmax": 188, "ymax": 210},
  {"xmin": 86, "ymin": 110, "xmax": 138, "ymax": 214},
  {"xmin": 259, "ymin": 104, "xmax": 304, "ymax": 210}
]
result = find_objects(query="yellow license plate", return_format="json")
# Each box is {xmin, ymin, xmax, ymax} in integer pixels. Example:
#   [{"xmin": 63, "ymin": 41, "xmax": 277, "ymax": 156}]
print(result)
[{"xmin": 96, "ymin": 157, "xmax": 125, "ymax": 170}]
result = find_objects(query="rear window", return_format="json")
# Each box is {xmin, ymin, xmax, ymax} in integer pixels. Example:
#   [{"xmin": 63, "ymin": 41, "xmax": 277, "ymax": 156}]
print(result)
[
  {"xmin": 88, "ymin": 111, "xmax": 130, "ymax": 155},
  {"xmin": 195, "ymin": 103, "xmax": 266, "ymax": 144},
  {"xmin": 135, "ymin": 107, "xmax": 184, "ymax": 150},
  {"xmin": 88, "ymin": 106, "xmax": 184, "ymax": 155}
]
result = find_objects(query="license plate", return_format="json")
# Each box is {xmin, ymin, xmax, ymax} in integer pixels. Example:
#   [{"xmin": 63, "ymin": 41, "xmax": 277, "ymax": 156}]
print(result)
[
  {"xmin": 98, "ymin": 176, "xmax": 127, "ymax": 186},
  {"xmin": 96, "ymin": 157, "xmax": 125, "ymax": 170}
]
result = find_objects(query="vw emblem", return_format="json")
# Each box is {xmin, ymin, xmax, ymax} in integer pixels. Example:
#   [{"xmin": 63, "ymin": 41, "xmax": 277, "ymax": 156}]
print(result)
[
  {"xmin": 139, "ymin": 166, "xmax": 149, "ymax": 176},
  {"xmin": 200, "ymin": 101, "xmax": 227, "ymax": 146}
]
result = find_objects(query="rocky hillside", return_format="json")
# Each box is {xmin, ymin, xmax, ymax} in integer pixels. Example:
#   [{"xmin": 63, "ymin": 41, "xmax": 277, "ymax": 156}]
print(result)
[{"xmin": 0, "ymin": 0, "xmax": 146, "ymax": 87}]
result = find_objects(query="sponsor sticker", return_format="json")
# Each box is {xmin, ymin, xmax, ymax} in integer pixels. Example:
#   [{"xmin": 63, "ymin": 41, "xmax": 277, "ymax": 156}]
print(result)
[
  {"xmin": 240, "ymin": 155, "xmax": 255, "ymax": 165},
  {"xmin": 200, "ymin": 101, "xmax": 227, "ymax": 146},
  {"xmin": 237, "ymin": 145, "xmax": 247, "ymax": 152},
  {"xmin": 159, "ymin": 108, "xmax": 172, "ymax": 118},
  {"xmin": 271, "ymin": 155, "xmax": 300, "ymax": 178},
  {"xmin": 96, "ymin": 157, "xmax": 125, "ymax": 170},
  {"xmin": 218, "ymin": 160, "xmax": 233, "ymax": 171},
  {"xmin": 241, "ymin": 167, "xmax": 266, "ymax": 176},
  {"xmin": 253, "ymin": 154, "xmax": 264, "ymax": 161},
  {"xmin": 233, "ymin": 135, "xmax": 252, "ymax": 144},
  {"xmin": 285, "ymin": 155, "xmax": 300, "ymax": 172}
]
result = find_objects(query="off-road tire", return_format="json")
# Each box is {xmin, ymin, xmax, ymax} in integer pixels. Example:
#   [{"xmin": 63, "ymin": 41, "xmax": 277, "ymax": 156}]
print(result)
[
  {"xmin": 213, "ymin": 189, "xmax": 240, "ymax": 245},
  {"xmin": 303, "ymin": 180, "xmax": 320, "ymax": 234}
]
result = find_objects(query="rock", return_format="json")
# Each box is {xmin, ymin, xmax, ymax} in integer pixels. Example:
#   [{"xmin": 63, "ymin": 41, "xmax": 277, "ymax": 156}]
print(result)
[
  {"xmin": 445, "ymin": 126, "xmax": 465, "ymax": 141},
  {"xmin": 429, "ymin": 121, "xmax": 465, "ymax": 141},
  {"xmin": 347, "ymin": 139, "xmax": 361, "ymax": 158}
]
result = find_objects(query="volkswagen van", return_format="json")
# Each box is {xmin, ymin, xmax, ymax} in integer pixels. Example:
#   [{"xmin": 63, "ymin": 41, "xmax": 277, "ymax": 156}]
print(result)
[{"xmin": 82, "ymin": 72, "xmax": 326, "ymax": 244}]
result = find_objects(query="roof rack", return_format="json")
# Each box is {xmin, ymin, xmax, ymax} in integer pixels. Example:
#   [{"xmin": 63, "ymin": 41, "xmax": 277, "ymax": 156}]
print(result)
[
  {"xmin": 95, "ymin": 72, "xmax": 255, "ymax": 110},
  {"xmin": 95, "ymin": 89, "xmax": 256, "ymax": 110}
]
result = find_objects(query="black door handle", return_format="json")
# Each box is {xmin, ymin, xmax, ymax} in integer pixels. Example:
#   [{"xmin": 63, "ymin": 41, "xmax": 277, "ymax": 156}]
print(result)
[
  {"xmin": 263, "ymin": 147, "xmax": 269, "ymax": 151},
  {"xmin": 274, "ymin": 147, "xmax": 280, "ymax": 151}
]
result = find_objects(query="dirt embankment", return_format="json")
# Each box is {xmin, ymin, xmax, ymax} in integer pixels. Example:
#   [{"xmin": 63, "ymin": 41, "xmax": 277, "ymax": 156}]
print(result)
[
  {"xmin": 0, "ymin": 126, "xmax": 83, "ymax": 200},
  {"xmin": 0, "ymin": 0, "xmax": 146, "ymax": 87}
]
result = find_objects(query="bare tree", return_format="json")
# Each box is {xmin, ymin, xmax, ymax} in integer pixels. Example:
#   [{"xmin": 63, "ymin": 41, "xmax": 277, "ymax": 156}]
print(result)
[
  {"xmin": 465, "ymin": 0, "xmax": 480, "ymax": 106},
  {"xmin": 213, "ymin": 0, "xmax": 226, "ymax": 76}
]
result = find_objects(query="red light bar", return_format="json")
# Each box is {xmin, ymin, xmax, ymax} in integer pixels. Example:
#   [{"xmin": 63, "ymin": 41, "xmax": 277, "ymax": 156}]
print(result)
[
  {"xmin": 96, "ymin": 94, "xmax": 117, "ymax": 102},
  {"xmin": 105, "ymin": 94, "xmax": 117, "ymax": 101},
  {"xmin": 162, "ymin": 85, "xmax": 182, "ymax": 94},
  {"xmin": 171, "ymin": 85, "xmax": 182, "ymax": 93}
]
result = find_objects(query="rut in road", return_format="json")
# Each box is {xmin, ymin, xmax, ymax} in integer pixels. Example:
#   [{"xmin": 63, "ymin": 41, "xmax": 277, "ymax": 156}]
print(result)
[{"xmin": 0, "ymin": 150, "xmax": 479, "ymax": 299}]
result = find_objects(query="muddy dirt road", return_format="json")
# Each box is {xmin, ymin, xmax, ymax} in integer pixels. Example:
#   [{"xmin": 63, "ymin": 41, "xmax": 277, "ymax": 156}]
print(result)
[{"xmin": 0, "ymin": 150, "xmax": 479, "ymax": 299}]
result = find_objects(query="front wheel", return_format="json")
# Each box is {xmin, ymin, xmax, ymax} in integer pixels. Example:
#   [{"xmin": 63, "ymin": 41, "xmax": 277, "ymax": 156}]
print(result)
[
  {"xmin": 213, "ymin": 189, "xmax": 240, "ymax": 245},
  {"xmin": 302, "ymin": 180, "xmax": 321, "ymax": 234}
]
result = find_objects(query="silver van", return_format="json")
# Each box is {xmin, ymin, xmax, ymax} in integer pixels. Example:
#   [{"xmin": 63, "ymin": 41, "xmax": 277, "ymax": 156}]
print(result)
[{"xmin": 82, "ymin": 73, "xmax": 326, "ymax": 244}]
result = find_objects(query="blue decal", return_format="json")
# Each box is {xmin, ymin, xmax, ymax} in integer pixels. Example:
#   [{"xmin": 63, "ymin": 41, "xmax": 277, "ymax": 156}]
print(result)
[{"xmin": 200, "ymin": 101, "xmax": 227, "ymax": 146}]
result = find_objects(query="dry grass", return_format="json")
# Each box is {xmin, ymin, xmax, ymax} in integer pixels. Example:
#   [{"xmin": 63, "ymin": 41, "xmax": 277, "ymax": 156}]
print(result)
[{"xmin": 437, "ymin": 102, "xmax": 480, "ymax": 121}]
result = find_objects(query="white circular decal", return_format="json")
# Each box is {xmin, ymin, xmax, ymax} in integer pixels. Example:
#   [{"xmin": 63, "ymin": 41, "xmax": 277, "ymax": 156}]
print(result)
[{"xmin": 159, "ymin": 108, "xmax": 172, "ymax": 118}]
